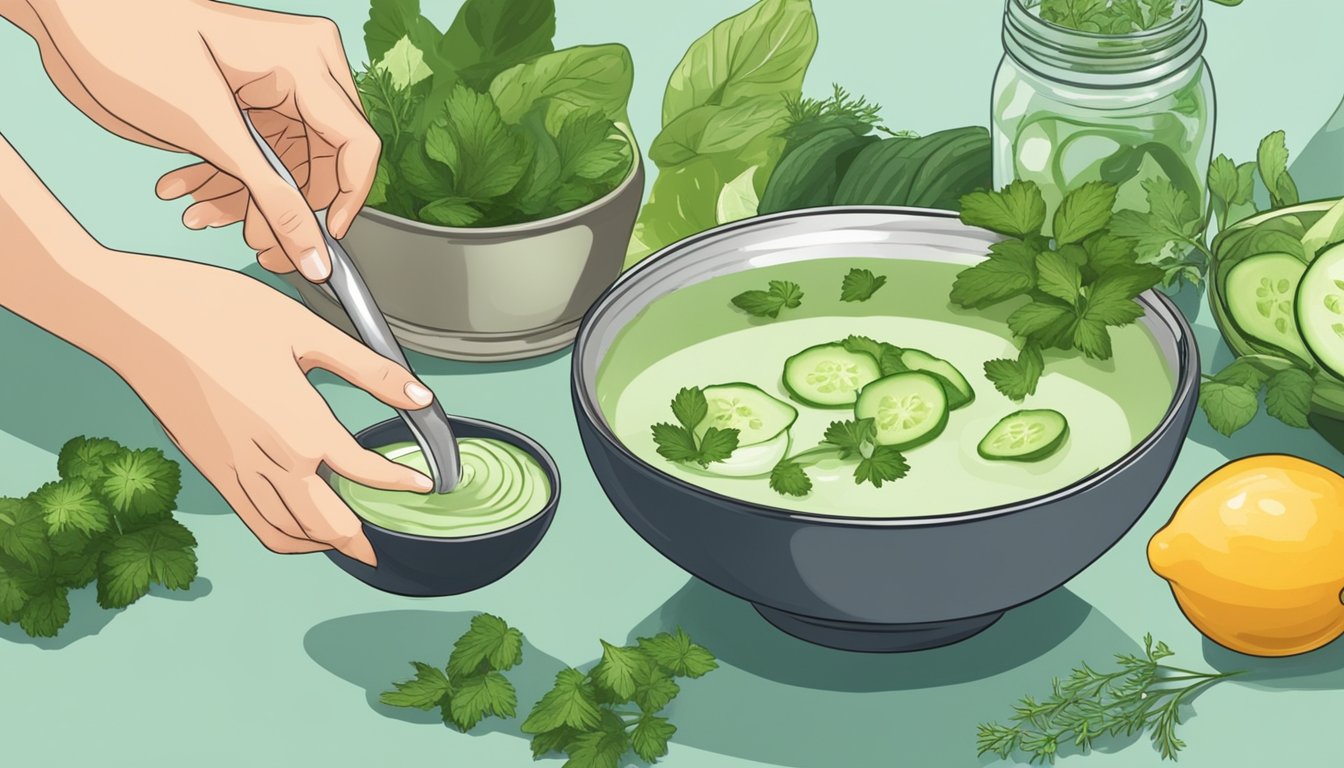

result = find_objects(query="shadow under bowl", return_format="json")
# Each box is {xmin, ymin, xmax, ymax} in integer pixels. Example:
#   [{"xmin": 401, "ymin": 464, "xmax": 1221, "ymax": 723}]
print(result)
[
  {"xmin": 319, "ymin": 416, "xmax": 560, "ymax": 597},
  {"xmin": 572, "ymin": 206, "xmax": 1200, "ymax": 653}
]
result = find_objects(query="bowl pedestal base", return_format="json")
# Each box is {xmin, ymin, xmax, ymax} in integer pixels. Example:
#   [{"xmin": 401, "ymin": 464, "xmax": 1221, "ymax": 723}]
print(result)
[{"xmin": 753, "ymin": 604, "xmax": 1003, "ymax": 653}]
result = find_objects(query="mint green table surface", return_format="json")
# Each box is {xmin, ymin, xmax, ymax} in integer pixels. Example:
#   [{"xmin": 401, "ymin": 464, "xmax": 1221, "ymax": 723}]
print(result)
[{"xmin": 2, "ymin": 2, "xmax": 1341, "ymax": 766}]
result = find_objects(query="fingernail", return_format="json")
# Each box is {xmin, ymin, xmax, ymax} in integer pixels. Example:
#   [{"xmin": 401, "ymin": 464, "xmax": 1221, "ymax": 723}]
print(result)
[
  {"xmin": 329, "ymin": 208, "xmax": 350, "ymax": 239},
  {"xmin": 411, "ymin": 472, "xmax": 434, "ymax": 492},
  {"xmin": 405, "ymin": 381, "xmax": 434, "ymax": 406},
  {"xmin": 299, "ymin": 248, "xmax": 331, "ymax": 281},
  {"xmin": 183, "ymin": 210, "xmax": 203, "ymax": 228}
]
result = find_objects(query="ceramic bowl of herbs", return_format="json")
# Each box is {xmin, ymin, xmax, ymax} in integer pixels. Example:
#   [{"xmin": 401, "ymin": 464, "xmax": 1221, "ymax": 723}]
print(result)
[
  {"xmin": 284, "ymin": 0, "xmax": 643, "ymax": 361},
  {"xmin": 573, "ymin": 184, "xmax": 1200, "ymax": 653}
]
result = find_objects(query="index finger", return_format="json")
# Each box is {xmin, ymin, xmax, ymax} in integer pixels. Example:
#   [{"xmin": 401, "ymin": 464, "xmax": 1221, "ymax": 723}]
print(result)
[{"xmin": 295, "ymin": 75, "xmax": 380, "ymax": 239}]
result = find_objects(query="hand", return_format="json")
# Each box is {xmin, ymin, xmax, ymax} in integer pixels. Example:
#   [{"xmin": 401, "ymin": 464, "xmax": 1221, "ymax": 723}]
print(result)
[
  {"xmin": 93, "ymin": 251, "xmax": 436, "ymax": 565},
  {"xmin": 12, "ymin": 0, "xmax": 377, "ymax": 280}
]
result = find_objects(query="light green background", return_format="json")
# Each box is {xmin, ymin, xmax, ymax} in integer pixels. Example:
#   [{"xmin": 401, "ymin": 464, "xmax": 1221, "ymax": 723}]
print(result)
[{"xmin": 1, "ymin": 1, "xmax": 1340, "ymax": 766}]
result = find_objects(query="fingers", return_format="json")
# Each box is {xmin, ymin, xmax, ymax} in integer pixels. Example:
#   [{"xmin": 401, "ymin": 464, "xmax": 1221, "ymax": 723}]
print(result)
[
  {"xmin": 293, "ymin": 76, "xmax": 379, "ymax": 239},
  {"xmin": 298, "ymin": 331, "xmax": 436, "ymax": 411},
  {"xmin": 184, "ymin": 189, "xmax": 249, "ymax": 229},
  {"xmin": 243, "ymin": 198, "xmax": 293, "ymax": 272},
  {"xmin": 325, "ymin": 437, "xmax": 434, "ymax": 493},
  {"xmin": 218, "ymin": 474, "xmax": 330, "ymax": 556},
  {"xmin": 278, "ymin": 476, "xmax": 378, "ymax": 567},
  {"xmin": 156, "ymin": 163, "xmax": 222, "ymax": 200}
]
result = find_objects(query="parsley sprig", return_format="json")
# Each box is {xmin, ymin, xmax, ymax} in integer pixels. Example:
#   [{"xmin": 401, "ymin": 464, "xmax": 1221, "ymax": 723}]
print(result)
[
  {"xmin": 952, "ymin": 180, "xmax": 1164, "ymax": 401},
  {"xmin": 840, "ymin": 268, "xmax": 887, "ymax": 302},
  {"xmin": 730, "ymin": 280, "xmax": 804, "ymax": 319},
  {"xmin": 769, "ymin": 417, "xmax": 910, "ymax": 496},
  {"xmin": 381, "ymin": 614, "xmax": 523, "ymax": 731},
  {"xmin": 978, "ymin": 635, "xmax": 1241, "ymax": 763},
  {"xmin": 650, "ymin": 387, "xmax": 740, "ymax": 467},
  {"xmin": 0, "ymin": 436, "xmax": 198, "ymax": 638}
]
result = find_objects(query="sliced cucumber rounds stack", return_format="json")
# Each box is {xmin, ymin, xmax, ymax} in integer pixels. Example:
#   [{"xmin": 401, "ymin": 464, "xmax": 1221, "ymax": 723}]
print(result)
[
  {"xmin": 855, "ymin": 372, "xmax": 950, "ymax": 450},
  {"xmin": 1224, "ymin": 252, "xmax": 1311, "ymax": 362},
  {"xmin": 696, "ymin": 384, "xmax": 797, "ymax": 477},
  {"xmin": 783, "ymin": 343, "xmax": 882, "ymax": 408},
  {"xmin": 1296, "ymin": 243, "xmax": 1344, "ymax": 380},
  {"xmin": 898, "ymin": 348, "xmax": 975, "ymax": 409},
  {"xmin": 977, "ymin": 409, "xmax": 1069, "ymax": 462}
]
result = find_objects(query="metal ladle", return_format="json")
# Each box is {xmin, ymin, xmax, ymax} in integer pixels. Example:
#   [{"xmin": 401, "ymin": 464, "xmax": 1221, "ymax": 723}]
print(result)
[{"xmin": 241, "ymin": 111, "xmax": 462, "ymax": 493}]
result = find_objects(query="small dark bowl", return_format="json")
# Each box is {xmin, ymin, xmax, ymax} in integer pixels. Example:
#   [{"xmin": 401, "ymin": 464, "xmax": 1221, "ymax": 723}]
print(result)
[
  {"xmin": 320, "ymin": 416, "xmax": 560, "ymax": 597},
  {"xmin": 572, "ymin": 207, "xmax": 1200, "ymax": 653}
]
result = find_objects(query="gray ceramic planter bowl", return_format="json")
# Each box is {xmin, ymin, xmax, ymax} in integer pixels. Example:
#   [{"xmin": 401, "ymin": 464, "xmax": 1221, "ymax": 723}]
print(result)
[
  {"xmin": 572, "ymin": 207, "xmax": 1200, "ymax": 653},
  {"xmin": 287, "ymin": 142, "xmax": 644, "ymax": 362}
]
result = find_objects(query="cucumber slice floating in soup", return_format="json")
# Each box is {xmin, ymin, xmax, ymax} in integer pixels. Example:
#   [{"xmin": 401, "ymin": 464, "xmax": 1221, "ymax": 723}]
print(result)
[
  {"xmin": 695, "ymin": 384, "xmax": 797, "ymax": 477},
  {"xmin": 1295, "ymin": 244, "xmax": 1344, "ymax": 380},
  {"xmin": 783, "ymin": 343, "xmax": 883, "ymax": 408},
  {"xmin": 855, "ymin": 372, "xmax": 949, "ymax": 450},
  {"xmin": 1224, "ymin": 252, "xmax": 1311, "ymax": 362},
  {"xmin": 898, "ymin": 348, "xmax": 975, "ymax": 409},
  {"xmin": 978, "ymin": 409, "xmax": 1069, "ymax": 462}
]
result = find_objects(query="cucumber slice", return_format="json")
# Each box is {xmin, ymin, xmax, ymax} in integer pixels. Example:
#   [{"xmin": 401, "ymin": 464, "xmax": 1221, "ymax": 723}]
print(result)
[
  {"xmin": 1225, "ymin": 252, "xmax": 1311, "ymax": 362},
  {"xmin": 1295, "ymin": 243, "xmax": 1344, "ymax": 379},
  {"xmin": 977, "ymin": 409, "xmax": 1069, "ymax": 462},
  {"xmin": 899, "ymin": 348, "xmax": 975, "ymax": 409},
  {"xmin": 783, "ymin": 343, "xmax": 883, "ymax": 408},
  {"xmin": 855, "ymin": 372, "xmax": 949, "ymax": 450},
  {"xmin": 694, "ymin": 383, "xmax": 798, "ymax": 446}
]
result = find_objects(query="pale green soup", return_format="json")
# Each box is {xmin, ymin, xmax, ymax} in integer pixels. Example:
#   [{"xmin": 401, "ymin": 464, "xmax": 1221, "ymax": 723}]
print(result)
[
  {"xmin": 595, "ymin": 258, "xmax": 1176, "ymax": 519},
  {"xmin": 331, "ymin": 438, "xmax": 550, "ymax": 537}
]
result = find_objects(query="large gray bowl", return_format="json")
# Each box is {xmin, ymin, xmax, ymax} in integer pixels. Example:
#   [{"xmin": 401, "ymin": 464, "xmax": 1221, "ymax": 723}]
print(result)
[{"xmin": 571, "ymin": 207, "xmax": 1199, "ymax": 653}]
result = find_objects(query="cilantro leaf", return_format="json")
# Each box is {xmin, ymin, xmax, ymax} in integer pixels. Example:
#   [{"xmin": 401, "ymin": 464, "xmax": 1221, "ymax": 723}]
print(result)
[
  {"xmin": 1207, "ymin": 154, "xmax": 1255, "ymax": 230},
  {"xmin": 380, "ymin": 661, "xmax": 453, "ymax": 710},
  {"xmin": 97, "ymin": 447, "xmax": 181, "ymax": 527},
  {"xmin": 637, "ymin": 628, "xmax": 718, "ymax": 678},
  {"xmin": 424, "ymin": 85, "xmax": 528, "ymax": 200},
  {"xmin": 56, "ymin": 436, "xmax": 122, "ymax": 484},
  {"xmin": 950, "ymin": 239, "xmax": 1039, "ymax": 308},
  {"xmin": 1109, "ymin": 177, "xmax": 1202, "ymax": 263},
  {"xmin": 566, "ymin": 727, "xmax": 629, "ymax": 768},
  {"xmin": 1082, "ymin": 232, "xmax": 1138, "ymax": 279},
  {"xmin": 840, "ymin": 268, "xmax": 887, "ymax": 302},
  {"xmin": 31, "ymin": 479, "xmax": 111, "ymax": 537},
  {"xmin": 731, "ymin": 280, "xmax": 804, "ymax": 318},
  {"xmin": 447, "ymin": 671, "xmax": 518, "ymax": 731},
  {"xmin": 0, "ymin": 497, "xmax": 51, "ymax": 569},
  {"xmin": 769, "ymin": 460, "xmax": 812, "ymax": 497},
  {"xmin": 1052, "ymin": 181, "xmax": 1116, "ymax": 245},
  {"xmin": 1257, "ymin": 130, "xmax": 1299, "ymax": 209},
  {"xmin": 593, "ymin": 640, "xmax": 648, "ymax": 700},
  {"xmin": 670, "ymin": 387, "xmax": 708, "ymax": 433},
  {"xmin": 50, "ymin": 531, "xmax": 103, "ymax": 589},
  {"xmin": 448, "ymin": 613, "xmax": 524, "ymax": 677},
  {"xmin": 652, "ymin": 388, "xmax": 738, "ymax": 468},
  {"xmin": 984, "ymin": 343, "xmax": 1045, "ymax": 402},
  {"xmin": 1084, "ymin": 276, "xmax": 1149, "ymax": 326},
  {"xmin": 1071, "ymin": 316, "xmax": 1112, "ymax": 359},
  {"xmin": 1198, "ymin": 381, "xmax": 1259, "ymax": 436},
  {"xmin": 17, "ymin": 585, "xmax": 70, "ymax": 638},
  {"xmin": 522, "ymin": 668, "xmax": 603, "ymax": 733},
  {"xmin": 555, "ymin": 110, "xmax": 628, "ymax": 181},
  {"xmin": 1035, "ymin": 250, "xmax": 1083, "ymax": 304},
  {"xmin": 853, "ymin": 446, "xmax": 909, "ymax": 488},
  {"xmin": 960, "ymin": 179, "xmax": 1047, "ymax": 237},
  {"xmin": 840, "ymin": 336, "xmax": 906, "ymax": 374},
  {"xmin": 822, "ymin": 418, "xmax": 875, "ymax": 458},
  {"xmin": 1264, "ymin": 368, "xmax": 1314, "ymax": 428},
  {"xmin": 651, "ymin": 423, "xmax": 700, "ymax": 463},
  {"xmin": 631, "ymin": 714, "xmax": 677, "ymax": 762}
]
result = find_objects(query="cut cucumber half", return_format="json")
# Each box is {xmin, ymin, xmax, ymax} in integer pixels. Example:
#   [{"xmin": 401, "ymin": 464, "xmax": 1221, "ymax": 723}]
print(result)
[
  {"xmin": 1296, "ymin": 243, "xmax": 1344, "ymax": 380},
  {"xmin": 783, "ymin": 343, "xmax": 883, "ymax": 408},
  {"xmin": 977, "ymin": 409, "xmax": 1069, "ymax": 462},
  {"xmin": 899, "ymin": 348, "xmax": 975, "ymax": 409},
  {"xmin": 855, "ymin": 372, "xmax": 949, "ymax": 450},
  {"xmin": 694, "ymin": 383, "xmax": 798, "ymax": 446},
  {"xmin": 1225, "ymin": 252, "xmax": 1310, "ymax": 362}
]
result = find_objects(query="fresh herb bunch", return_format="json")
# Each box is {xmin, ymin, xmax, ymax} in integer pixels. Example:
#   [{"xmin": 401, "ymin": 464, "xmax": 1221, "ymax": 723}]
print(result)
[
  {"xmin": 650, "ymin": 387, "xmax": 741, "ymax": 468},
  {"xmin": 978, "ymin": 635, "xmax": 1240, "ymax": 763},
  {"xmin": 1033, "ymin": 0, "xmax": 1242, "ymax": 34},
  {"xmin": 951, "ymin": 180, "xmax": 1165, "ymax": 401},
  {"xmin": 355, "ymin": 0, "xmax": 634, "ymax": 227},
  {"xmin": 0, "ymin": 436, "xmax": 198, "ymax": 638},
  {"xmin": 770, "ymin": 416, "xmax": 910, "ymax": 496},
  {"xmin": 522, "ymin": 628, "xmax": 718, "ymax": 765},
  {"xmin": 381, "ymin": 614, "xmax": 523, "ymax": 731},
  {"xmin": 731, "ymin": 280, "xmax": 804, "ymax": 319}
]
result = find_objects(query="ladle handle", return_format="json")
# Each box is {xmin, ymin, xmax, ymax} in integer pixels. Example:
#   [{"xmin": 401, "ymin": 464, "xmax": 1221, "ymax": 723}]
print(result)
[{"xmin": 240, "ymin": 111, "xmax": 461, "ymax": 493}]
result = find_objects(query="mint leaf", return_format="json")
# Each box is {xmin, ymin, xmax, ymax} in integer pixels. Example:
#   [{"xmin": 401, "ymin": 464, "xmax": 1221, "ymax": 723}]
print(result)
[
  {"xmin": 531, "ymin": 726, "xmax": 580, "ymax": 758},
  {"xmin": 950, "ymin": 239, "xmax": 1039, "ymax": 308},
  {"xmin": 731, "ymin": 280, "xmax": 803, "ymax": 318},
  {"xmin": 984, "ymin": 343, "xmax": 1045, "ymax": 402},
  {"xmin": 840, "ymin": 268, "xmax": 887, "ymax": 302},
  {"xmin": 1035, "ymin": 251, "xmax": 1083, "ymax": 305},
  {"xmin": 1052, "ymin": 181, "xmax": 1116, "ymax": 245},
  {"xmin": 1199, "ymin": 381, "xmax": 1259, "ymax": 436},
  {"xmin": 555, "ymin": 111, "xmax": 628, "ymax": 181},
  {"xmin": 1071, "ymin": 316, "xmax": 1112, "ymax": 359},
  {"xmin": 769, "ymin": 460, "xmax": 812, "ymax": 497},
  {"xmin": 593, "ymin": 641, "xmax": 647, "ymax": 700},
  {"xmin": 1212, "ymin": 358, "xmax": 1271, "ymax": 389},
  {"xmin": 1264, "ymin": 368, "xmax": 1314, "ymax": 428},
  {"xmin": 96, "ymin": 519, "xmax": 198, "ymax": 608},
  {"xmin": 448, "ymin": 613, "xmax": 524, "ymax": 677},
  {"xmin": 633, "ymin": 669, "xmax": 680, "ymax": 713},
  {"xmin": 31, "ymin": 479, "xmax": 111, "ymax": 537},
  {"xmin": 566, "ymin": 727, "xmax": 629, "ymax": 768},
  {"xmin": 418, "ymin": 198, "xmax": 482, "ymax": 227},
  {"xmin": 959, "ymin": 179, "xmax": 1047, "ymax": 238},
  {"xmin": 853, "ymin": 446, "xmax": 909, "ymax": 488},
  {"xmin": 670, "ymin": 387, "xmax": 708, "ymax": 433},
  {"xmin": 381, "ymin": 661, "xmax": 453, "ymax": 710},
  {"xmin": 447, "ymin": 671, "xmax": 518, "ymax": 731},
  {"xmin": 637, "ymin": 628, "xmax": 718, "ymax": 678},
  {"xmin": 631, "ymin": 714, "xmax": 677, "ymax": 762},
  {"xmin": 1258, "ymin": 130, "xmax": 1299, "ymax": 209},
  {"xmin": 56, "ymin": 437, "xmax": 122, "ymax": 484},
  {"xmin": 522, "ymin": 668, "xmax": 603, "ymax": 733}
]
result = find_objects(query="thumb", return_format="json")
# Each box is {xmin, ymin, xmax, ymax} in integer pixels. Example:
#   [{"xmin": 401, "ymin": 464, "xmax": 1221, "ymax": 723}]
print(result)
[{"xmin": 299, "ymin": 330, "xmax": 436, "ymax": 411}]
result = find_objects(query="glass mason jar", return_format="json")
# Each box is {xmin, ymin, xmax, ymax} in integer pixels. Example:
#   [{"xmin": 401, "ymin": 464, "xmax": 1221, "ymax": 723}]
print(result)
[{"xmin": 992, "ymin": 0, "xmax": 1216, "ymax": 235}]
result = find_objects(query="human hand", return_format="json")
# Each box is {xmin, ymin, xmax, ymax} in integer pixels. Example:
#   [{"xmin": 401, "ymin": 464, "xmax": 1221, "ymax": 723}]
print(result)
[
  {"xmin": 11, "ymin": 0, "xmax": 376, "ymax": 281},
  {"xmin": 91, "ymin": 251, "xmax": 435, "ymax": 565}
]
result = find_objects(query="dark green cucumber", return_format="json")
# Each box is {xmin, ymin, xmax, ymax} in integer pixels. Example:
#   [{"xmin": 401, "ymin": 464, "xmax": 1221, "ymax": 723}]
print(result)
[{"xmin": 758, "ymin": 128, "xmax": 880, "ymax": 214}]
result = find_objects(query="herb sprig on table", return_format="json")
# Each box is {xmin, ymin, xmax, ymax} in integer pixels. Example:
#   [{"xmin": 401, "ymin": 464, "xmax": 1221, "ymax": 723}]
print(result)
[
  {"xmin": 978, "ymin": 635, "xmax": 1240, "ymax": 763},
  {"xmin": 951, "ymin": 180, "xmax": 1165, "ymax": 401},
  {"xmin": 381, "ymin": 614, "xmax": 524, "ymax": 730},
  {"xmin": 0, "ymin": 436, "xmax": 198, "ymax": 638}
]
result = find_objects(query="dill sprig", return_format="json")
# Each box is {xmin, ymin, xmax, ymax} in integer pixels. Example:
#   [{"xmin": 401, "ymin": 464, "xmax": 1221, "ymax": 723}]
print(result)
[
  {"xmin": 778, "ymin": 83, "xmax": 911, "ymax": 147},
  {"xmin": 977, "ymin": 635, "xmax": 1242, "ymax": 763}
]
